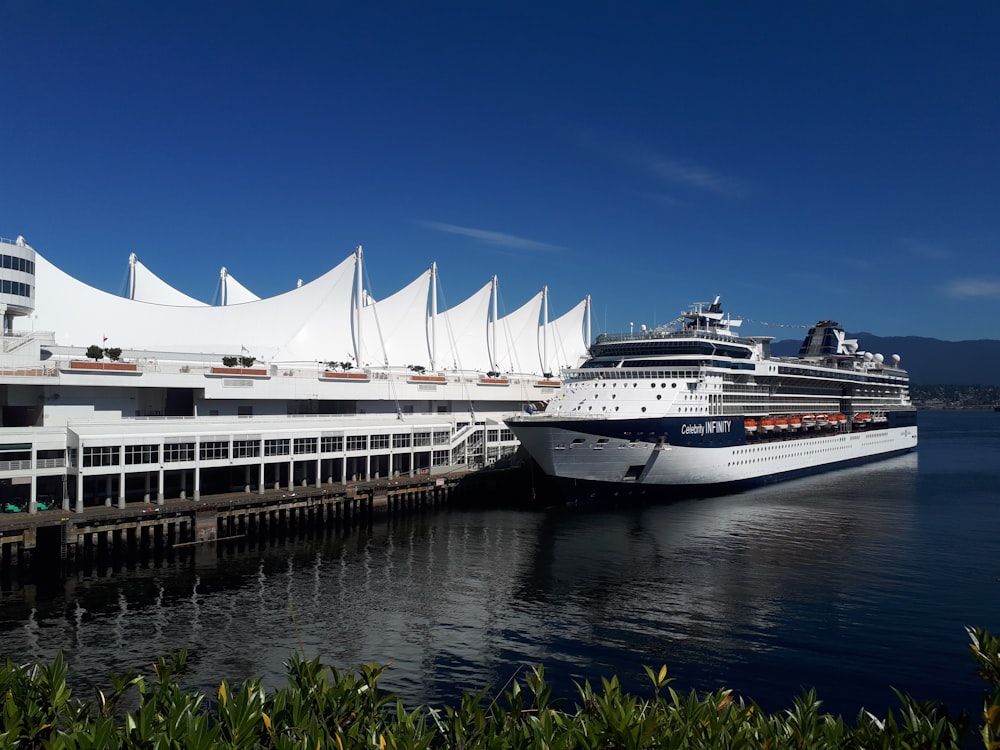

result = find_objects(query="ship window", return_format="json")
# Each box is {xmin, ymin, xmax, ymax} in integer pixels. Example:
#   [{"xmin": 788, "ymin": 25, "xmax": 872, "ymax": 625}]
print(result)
[
  {"xmin": 656, "ymin": 394, "xmax": 661, "ymax": 400},
  {"xmin": 672, "ymin": 383, "xmax": 677, "ymax": 388},
  {"xmin": 641, "ymin": 407, "xmax": 647, "ymax": 412}
]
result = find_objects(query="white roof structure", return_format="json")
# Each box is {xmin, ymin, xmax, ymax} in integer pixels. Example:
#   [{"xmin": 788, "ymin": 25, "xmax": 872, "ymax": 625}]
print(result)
[
  {"xmin": 31, "ymin": 245, "xmax": 591, "ymax": 374},
  {"xmin": 218, "ymin": 267, "xmax": 262, "ymax": 305},
  {"xmin": 128, "ymin": 253, "xmax": 207, "ymax": 306},
  {"xmin": 435, "ymin": 278, "xmax": 493, "ymax": 372}
]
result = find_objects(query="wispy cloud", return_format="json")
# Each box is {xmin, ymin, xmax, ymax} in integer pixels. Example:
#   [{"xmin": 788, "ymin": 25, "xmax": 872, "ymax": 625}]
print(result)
[
  {"xmin": 576, "ymin": 128, "xmax": 747, "ymax": 198},
  {"xmin": 421, "ymin": 221, "xmax": 564, "ymax": 252},
  {"xmin": 944, "ymin": 279, "xmax": 1000, "ymax": 298},
  {"xmin": 898, "ymin": 238, "xmax": 952, "ymax": 261}
]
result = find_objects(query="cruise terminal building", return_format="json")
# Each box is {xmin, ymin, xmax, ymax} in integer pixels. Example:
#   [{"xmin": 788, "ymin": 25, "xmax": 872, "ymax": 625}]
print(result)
[{"xmin": 0, "ymin": 236, "xmax": 590, "ymax": 512}]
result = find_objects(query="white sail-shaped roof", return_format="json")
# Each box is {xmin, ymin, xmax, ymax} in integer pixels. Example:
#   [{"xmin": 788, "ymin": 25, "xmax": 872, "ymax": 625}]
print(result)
[
  {"xmin": 434, "ymin": 281, "xmax": 493, "ymax": 372},
  {"xmin": 220, "ymin": 268, "xmax": 261, "ymax": 305},
  {"xmin": 494, "ymin": 291, "xmax": 543, "ymax": 374},
  {"xmin": 27, "ymin": 243, "xmax": 592, "ymax": 374},
  {"xmin": 33, "ymin": 252, "xmax": 357, "ymax": 362},
  {"xmin": 542, "ymin": 298, "xmax": 589, "ymax": 375},
  {"xmin": 130, "ymin": 255, "xmax": 207, "ymax": 306},
  {"xmin": 358, "ymin": 269, "xmax": 432, "ymax": 368}
]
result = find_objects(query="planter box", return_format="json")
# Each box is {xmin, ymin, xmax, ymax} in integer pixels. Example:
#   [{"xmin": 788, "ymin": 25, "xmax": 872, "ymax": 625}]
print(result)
[
  {"xmin": 535, "ymin": 379, "xmax": 561, "ymax": 388},
  {"xmin": 323, "ymin": 371, "xmax": 370, "ymax": 381},
  {"xmin": 408, "ymin": 374, "xmax": 447, "ymax": 383},
  {"xmin": 478, "ymin": 377, "xmax": 510, "ymax": 386},
  {"xmin": 66, "ymin": 360, "xmax": 140, "ymax": 373},
  {"xmin": 208, "ymin": 367, "xmax": 269, "ymax": 377}
]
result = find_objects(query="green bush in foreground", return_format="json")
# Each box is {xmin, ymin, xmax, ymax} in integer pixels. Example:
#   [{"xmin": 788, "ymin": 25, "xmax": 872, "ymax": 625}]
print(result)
[{"xmin": 1, "ymin": 626, "xmax": 998, "ymax": 749}]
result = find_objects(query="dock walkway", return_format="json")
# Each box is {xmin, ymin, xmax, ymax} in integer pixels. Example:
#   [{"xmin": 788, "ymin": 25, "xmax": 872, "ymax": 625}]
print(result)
[{"xmin": 0, "ymin": 471, "xmax": 468, "ymax": 568}]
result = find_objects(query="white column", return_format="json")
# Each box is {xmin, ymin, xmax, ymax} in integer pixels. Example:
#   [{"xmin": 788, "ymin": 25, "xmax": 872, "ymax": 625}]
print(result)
[
  {"xmin": 354, "ymin": 245, "xmax": 364, "ymax": 365},
  {"xmin": 490, "ymin": 275, "xmax": 498, "ymax": 371},
  {"xmin": 430, "ymin": 262, "xmax": 438, "ymax": 370}
]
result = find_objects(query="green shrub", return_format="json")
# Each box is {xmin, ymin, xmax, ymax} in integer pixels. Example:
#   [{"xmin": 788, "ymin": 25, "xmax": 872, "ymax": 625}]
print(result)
[{"xmin": 1, "ymin": 627, "xmax": 998, "ymax": 748}]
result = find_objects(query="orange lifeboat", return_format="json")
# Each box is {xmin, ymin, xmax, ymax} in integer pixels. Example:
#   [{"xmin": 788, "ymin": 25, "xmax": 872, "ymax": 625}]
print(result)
[
  {"xmin": 815, "ymin": 413, "xmax": 830, "ymax": 426},
  {"xmin": 774, "ymin": 417, "xmax": 789, "ymax": 430},
  {"xmin": 832, "ymin": 414, "xmax": 847, "ymax": 426},
  {"xmin": 787, "ymin": 416, "xmax": 802, "ymax": 430},
  {"xmin": 760, "ymin": 417, "xmax": 776, "ymax": 432},
  {"xmin": 800, "ymin": 413, "xmax": 816, "ymax": 428},
  {"xmin": 744, "ymin": 418, "xmax": 758, "ymax": 433},
  {"xmin": 853, "ymin": 412, "xmax": 872, "ymax": 423}
]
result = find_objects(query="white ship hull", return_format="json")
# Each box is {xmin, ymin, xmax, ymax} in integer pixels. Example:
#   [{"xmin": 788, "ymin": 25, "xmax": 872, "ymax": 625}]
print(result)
[{"xmin": 511, "ymin": 417, "xmax": 917, "ymax": 500}]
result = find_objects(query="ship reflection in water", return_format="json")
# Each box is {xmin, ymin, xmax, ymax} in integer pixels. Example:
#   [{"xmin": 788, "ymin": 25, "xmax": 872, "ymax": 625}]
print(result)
[{"xmin": 0, "ymin": 448, "xmax": 980, "ymax": 719}]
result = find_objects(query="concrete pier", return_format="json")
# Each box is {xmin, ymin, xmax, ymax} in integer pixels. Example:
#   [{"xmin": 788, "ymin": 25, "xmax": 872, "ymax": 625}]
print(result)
[{"xmin": 0, "ymin": 474, "xmax": 461, "ymax": 572}]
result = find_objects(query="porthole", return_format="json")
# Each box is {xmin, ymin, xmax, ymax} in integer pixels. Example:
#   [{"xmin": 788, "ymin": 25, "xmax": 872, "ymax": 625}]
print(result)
[
  {"xmin": 656, "ymin": 394, "xmax": 662, "ymax": 400},
  {"xmin": 672, "ymin": 383, "xmax": 677, "ymax": 388}
]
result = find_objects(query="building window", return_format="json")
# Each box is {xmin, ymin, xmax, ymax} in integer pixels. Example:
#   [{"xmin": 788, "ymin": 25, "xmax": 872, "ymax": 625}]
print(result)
[
  {"xmin": 83, "ymin": 445, "xmax": 120, "ymax": 467},
  {"xmin": 164, "ymin": 443, "xmax": 195, "ymax": 462},
  {"xmin": 346, "ymin": 435, "xmax": 367, "ymax": 451},
  {"xmin": 432, "ymin": 449, "xmax": 450, "ymax": 466},
  {"xmin": 264, "ymin": 439, "xmax": 290, "ymax": 456},
  {"xmin": 124, "ymin": 444, "xmax": 159, "ymax": 465},
  {"xmin": 392, "ymin": 433, "xmax": 411, "ymax": 449},
  {"xmin": 433, "ymin": 431, "xmax": 450, "ymax": 445},
  {"xmin": 233, "ymin": 439, "xmax": 260, "ymax": 458},
  {"xmin": 200, "ymin": 441, "xmax": 229, "ymax": 460},
  {"xmin": 370, "ymin": 434, "xmax": 390, "ymax": 450},
  {"xmin": 413, "ymin": 432, "xmax": 431, "ymax": 447},
  {"xmin": 293, "ymin": 437, "xmax": 317, "ymax": 454},
  {"xmin": 487, "ymin": 429, "xmax": 499, "ymax": 444},
  {"xmin": 500, "ymin": 428, "xmax": 514, "ymax": 442},
  {"xmin": 321, "ymin": 436, "xmax": 343, "ymax": 453}
]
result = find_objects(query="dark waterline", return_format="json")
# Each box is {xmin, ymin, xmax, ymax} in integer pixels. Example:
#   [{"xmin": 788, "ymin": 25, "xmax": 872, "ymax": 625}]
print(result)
[{"xmin": 2, "ymin": 410, "xmax": 998, "ymax": 720}]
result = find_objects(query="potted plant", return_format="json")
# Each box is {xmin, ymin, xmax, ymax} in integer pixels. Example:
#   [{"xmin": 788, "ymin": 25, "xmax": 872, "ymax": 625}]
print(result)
[
  {"xmin": 211, "ymin": 353, "xmax": 267, "ymax": 376},
  {"xmin": 69, "ymin": 344, "xmax": 138, "ymax": 372}
]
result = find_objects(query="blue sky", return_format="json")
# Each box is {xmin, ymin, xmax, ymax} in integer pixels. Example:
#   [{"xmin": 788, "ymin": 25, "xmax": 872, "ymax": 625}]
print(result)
[{"xmin": 2, "ymin": 2, "xmax": 998, "ymax": 342}]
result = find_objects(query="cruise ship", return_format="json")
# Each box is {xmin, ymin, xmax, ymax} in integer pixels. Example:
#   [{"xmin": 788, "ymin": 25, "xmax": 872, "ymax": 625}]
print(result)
[
  {"xmin": 506, "ymin": 297, "xmax": 918, "ymax": 503},
  {"xmin": 0, "ymin": 235, "xmax": 591, "ymax": 512}
]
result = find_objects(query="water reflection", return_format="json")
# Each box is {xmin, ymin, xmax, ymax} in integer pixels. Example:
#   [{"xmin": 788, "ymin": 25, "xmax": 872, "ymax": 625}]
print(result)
[{"xmin": 0, "ymin": 445, "xmax": 984, "ymax": 718}]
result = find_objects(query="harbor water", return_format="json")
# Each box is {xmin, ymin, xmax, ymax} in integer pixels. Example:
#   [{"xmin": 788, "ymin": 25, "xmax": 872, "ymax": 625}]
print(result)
[{"xmin": 1, "ymin": 410, "xmax": 998, "ymax": 719}]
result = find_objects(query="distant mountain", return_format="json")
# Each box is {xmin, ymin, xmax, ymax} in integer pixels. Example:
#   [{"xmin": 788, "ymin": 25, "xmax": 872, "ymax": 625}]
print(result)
[{"xmin": 770, "ymin": 333, "xmax": 1000, "ymax": 385}]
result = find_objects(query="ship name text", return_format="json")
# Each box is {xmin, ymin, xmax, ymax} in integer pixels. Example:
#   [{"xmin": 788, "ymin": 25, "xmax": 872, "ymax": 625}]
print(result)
[{"xmin": 680, "ymin": 419, "xmax": 733, "ymax": 436}]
